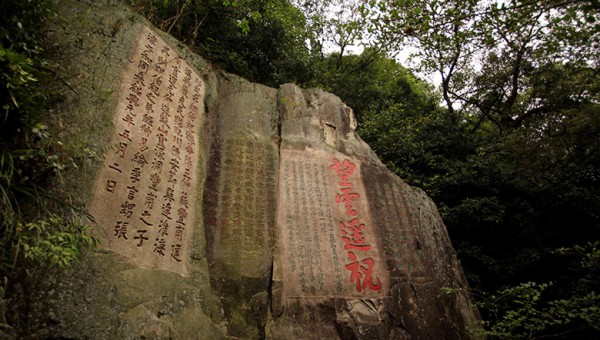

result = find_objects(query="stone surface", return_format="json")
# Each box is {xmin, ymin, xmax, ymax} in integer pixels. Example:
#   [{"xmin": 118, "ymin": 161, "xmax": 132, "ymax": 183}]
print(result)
[
  {"xmin": 202, "ymin": 72, "xmax": 279, "ymax": 339},
  {"xmin": 24, "ymin": 0, "xmax": 481, "ymax": 338},
  {"xmin": 89, "ymin": 26, "xmax": 204, "ymax": 275},
  {"xmin": 275, "ymin": 149, "xmax": 389, "ymax": 299},
  {"xmin": 269, "ymin": 84, "xmax": 479, "ymax": 339}
]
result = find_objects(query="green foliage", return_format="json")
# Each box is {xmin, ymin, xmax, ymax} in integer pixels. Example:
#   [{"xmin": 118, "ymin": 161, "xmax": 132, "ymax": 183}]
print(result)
[
  {"xmin": 479, "ymin": 282, "xmax": 600, "ymax": 339},
  {"xmin": 474, "ymin": 245, "xmax": 600, "ymax": 339},
  {"xmin": 364, "ymin": 0, "xmax": 600, "ymax": 126},
  {"xmin": 0, "ymin": 0, "xmax": 96, "ymax": 283},
  {"xmin": 16, "ymin": 214, "xmax": 96, "ymax": 270},
  {"xmin": 310, "ymin": 26, "xmax": 600, "ymax": 338},
  {"xmin": 132, "ymin": 0, "xmax": 313, "ymax": 86},
  {"xmin": 0, "ymin": 34, "xmax": 50, "ymax": 144},
  {"xmin": 294, "ymin": 0, "xmax": 372, "ymax": 57},
  {"xmin": 49, "ymin": 0, "xmax": 600, "ymax": 338},
  {"xmin": 477, "ymin": 282, "xmax": 552, "ymax": 339},
  {"xmin": 311, "ymin": 48, "xmax": 439, "ymax": 118}
]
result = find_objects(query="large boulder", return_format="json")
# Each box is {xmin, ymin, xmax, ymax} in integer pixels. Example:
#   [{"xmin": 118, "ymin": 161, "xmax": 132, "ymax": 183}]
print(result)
[{"xmin": 24, "ymin": 0, "xmax": 480, "ymax": 338}]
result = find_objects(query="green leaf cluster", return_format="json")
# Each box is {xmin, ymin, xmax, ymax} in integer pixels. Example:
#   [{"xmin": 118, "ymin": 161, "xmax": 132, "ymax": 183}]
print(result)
[
  {"xmin": 350, "ymin": 1, "xmax": 600, "ymax": 337},
  {"xmin": 131, "ymin": 0, "xmax": 314, "ymax": 86},
  {"xmin": 295, "ymin": 12, "xmax": 600, "ymax": 335},
  {"xmin": 1, "ymin": 0, "xmax": 96, "ymax": 283},
  {"xmin": 474, "ymin": 260, "xmax": 600, "ymax": 339},
  {"xmin": 16, "ymin": 214, "xmax": 96, "ymax": 270}
]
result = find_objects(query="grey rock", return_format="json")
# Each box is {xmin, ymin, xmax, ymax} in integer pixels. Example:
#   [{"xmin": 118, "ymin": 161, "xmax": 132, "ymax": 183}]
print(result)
[{"xmin": 22, "ymin": 0, "xmax": 481, "ymax": 339}]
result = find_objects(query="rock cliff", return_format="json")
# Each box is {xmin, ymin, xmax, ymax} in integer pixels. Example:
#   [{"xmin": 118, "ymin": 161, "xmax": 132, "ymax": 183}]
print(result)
[{"xmin": 25, "ymin": 0, "xmax": 480, "ymax": 338}]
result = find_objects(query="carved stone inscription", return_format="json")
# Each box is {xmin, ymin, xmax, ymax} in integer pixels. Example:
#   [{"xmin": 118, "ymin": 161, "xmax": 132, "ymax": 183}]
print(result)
[
  {"xmin": 216, "ymin": 139, "xmax": 277, "ymax": 250},
  {"xmin": 277, "ymin": 149, "xmax": 387, "ymax": 298},
  {"xmin": 361, "ymin": 165, "xmax": 427, "ymax": 279},
  {"xmin": 89, "ymin": 26, "xmax": 204, "ymax": 275}
]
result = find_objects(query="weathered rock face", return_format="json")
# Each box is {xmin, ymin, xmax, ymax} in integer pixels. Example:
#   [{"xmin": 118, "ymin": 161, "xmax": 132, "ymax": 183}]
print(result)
[{"xmin": 26, "ymin": 0, "xmax": 480, "ymax": 338}]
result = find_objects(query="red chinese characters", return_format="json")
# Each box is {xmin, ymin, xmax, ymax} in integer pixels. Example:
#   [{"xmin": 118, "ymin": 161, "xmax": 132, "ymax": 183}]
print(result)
[
  {"xmin": 346, "ymin": 253, "xmax": 381, "ymax": 292},
  {"xmin": 340, "ymin": 219, "xmax": 371, "ymax": 252},
  {"xmin": 331, "ymin": 158, "xmax": 381, "ymax": 293}
]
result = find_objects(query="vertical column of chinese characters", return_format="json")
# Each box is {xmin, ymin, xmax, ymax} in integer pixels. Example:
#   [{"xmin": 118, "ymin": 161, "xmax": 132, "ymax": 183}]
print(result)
[
  {"xmin": 298, "ymin": 161, "xmax": 316, "ymax": 292},
  {"xmin": 152, "ymin": 49, "xmax": 179, "ymax": 258},
  {"xmin": 264, "ymin": 149, "xmax": 276, "ymax": 249},
  {"xmin": 218, "ymin": 139, "xmax": 247, "ymax": 246},
  {"xmin": 320, "ymin": 164, "xmax": 343, "ymax": 293},
  {"xmin": 132, "ymin": 33, "xmax": 166, "ymax": 252},
  {"xmin": 291, "ymin": 160, "xmax": 307, "ymax": 292},
  {"xmin": 373, "ymin": 180, "xmax": 404, "ymax": 272},
  {"xmin": 236, "ymin": 140, "xmax": 249, "ymax": 244},
  {"xmin": 245, "ymin": 141, "xmax": 255, "ymax": 244},
  {"xmin": 283, "ymin": 160, "xmax": 297, "ymax": 273},
  {"xmin": 262, "ymin": 150, "xmax": 274, "ymax": 246},
  {"xmin": 171, "ymin": 76, "xmax": 201, "ymax": 262},
  {"xmin": 234, "ymin": 140, "xmax": 244, "ymax": 244},
  {"xmin": 253, "ymin": 145, "xmax": 265, "ymax": 245},
  {"xmin": 168, "ymin": 65, "xmax": 189, "ymax": 262},
  {"xmin": 307, "ymin": 161, "xmax": 324, "ymax": 293},
  {"xmin": 330, "ymin": 159, "xmax": 382, "ymax": 293},
  {"xmin": 218, "ymin": 142, "xmax": 233, "ymax": 244},
  {"xmin": 111, "ymin": 32, "xmax": 159, "ymax": 248}
]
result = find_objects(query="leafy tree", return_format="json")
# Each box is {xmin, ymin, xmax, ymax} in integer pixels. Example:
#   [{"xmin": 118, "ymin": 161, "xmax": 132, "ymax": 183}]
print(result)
[
  {"xmin": 356, "ymin": 0, "xmax": 600, "ymax": 337},
  {"xmin": 292, "ymin": 0, "xmax": 373, "ymax": 59},
  {"xmin": 132, "ymin": 0, "xmax": 314, "ymax": 86}
]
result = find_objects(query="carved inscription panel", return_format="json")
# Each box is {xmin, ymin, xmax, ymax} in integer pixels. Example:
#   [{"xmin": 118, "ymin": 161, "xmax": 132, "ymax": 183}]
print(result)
[
  {"xmin": 277, "ymin": 148, "xmax": 388, "ymax": 298},
  {"xmin": 362, "ymin": 165, "xmax": 428, "ymax": 280},
  {"xmin": 216, "ymin": 139, "xmax": 277, "ymax": 249},
  {"xmin": 89, "ymin": 26, "xmax": 204, "ymax": 275}
]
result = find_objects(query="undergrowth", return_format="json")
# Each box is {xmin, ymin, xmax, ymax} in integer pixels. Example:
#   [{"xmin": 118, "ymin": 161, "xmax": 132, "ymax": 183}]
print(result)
[{"xmin": 0, "ymin": 0, "xmax": 96, "ymax": 334}]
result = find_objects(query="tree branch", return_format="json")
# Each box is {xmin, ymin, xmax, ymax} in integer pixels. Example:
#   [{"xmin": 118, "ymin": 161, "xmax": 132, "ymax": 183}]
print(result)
[
  {"xmin": 167, "ymin": 0, "xmax": 189, "ymax": 35},
  {"xmin": 447, "ymin": 88, "xmax": 504, "ymax": 131}
]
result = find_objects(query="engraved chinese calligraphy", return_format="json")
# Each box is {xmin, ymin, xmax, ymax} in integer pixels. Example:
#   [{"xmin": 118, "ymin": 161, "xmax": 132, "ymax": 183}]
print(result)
[
  {"xmin": 89, "ymin": 26, "xmax": 203, "ymax": 275},
  {"xmin": 361, "ymin": 164, "xmax": 428, "ymax": 279},
  {"xmin": 330, "ymin": 158, "xmax": 382, "ymax": 293},
  {"xmin": 281, "ymin": 156, "xmax": 340, "ymax": 294},
  {"xmin": 216, "ymin": 139, "xmax": 277, "ymax": 249},
  {"xmin": 277, "ymin": 149, "xmax": 387, "ymax": 299}
]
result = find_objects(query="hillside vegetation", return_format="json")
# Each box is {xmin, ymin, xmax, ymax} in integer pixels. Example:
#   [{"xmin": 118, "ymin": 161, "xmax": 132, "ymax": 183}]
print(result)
[{"xmin": 0, "ymin": 0, "xmax": 598, "ymax": 338}]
